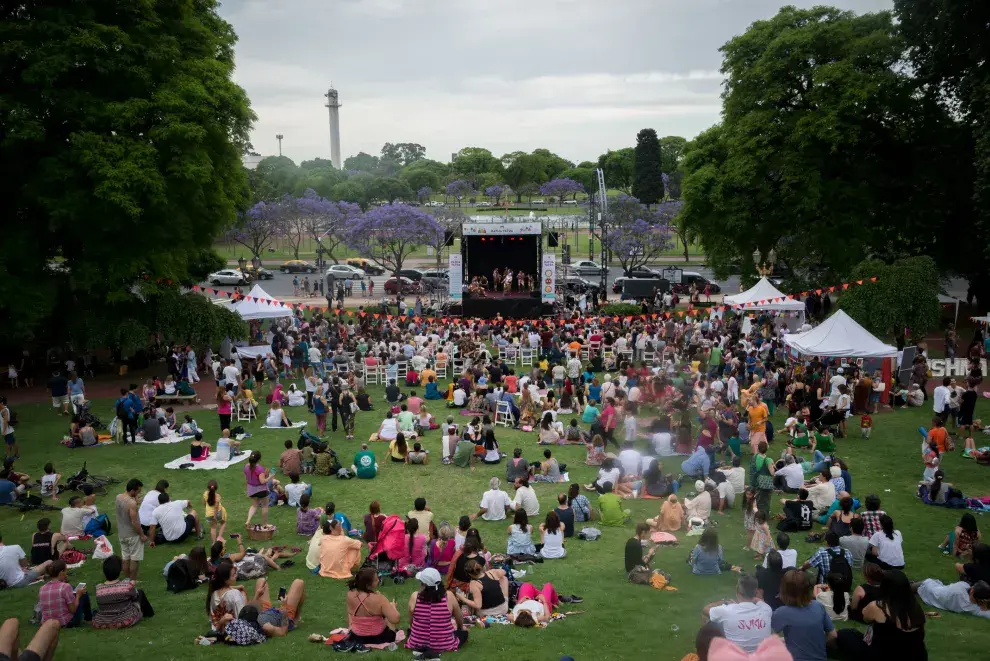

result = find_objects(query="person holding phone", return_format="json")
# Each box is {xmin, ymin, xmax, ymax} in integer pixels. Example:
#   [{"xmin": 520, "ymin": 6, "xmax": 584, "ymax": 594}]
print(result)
[{"xmin": 38, "ymin": 560, "xmax": 92, "ymax": 627}]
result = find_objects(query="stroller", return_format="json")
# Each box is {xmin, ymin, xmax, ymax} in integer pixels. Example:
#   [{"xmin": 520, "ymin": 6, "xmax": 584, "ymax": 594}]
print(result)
[
  {"xmin": 77, "ymin": 402, "xmax": 107, "ymax": 431},
  {"xmin": 362, "ymin": 514, "xmax": 412, "ymax": 584}
]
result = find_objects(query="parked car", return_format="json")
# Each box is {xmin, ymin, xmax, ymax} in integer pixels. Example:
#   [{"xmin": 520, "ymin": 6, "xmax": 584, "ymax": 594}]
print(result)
[
  {"xmin": 397, "ymin": 268, "xmax": 426, "ymax": 282},
  {"xmin": 476, "ymin": 201, "xmax": 493, "ymax": 207},
  {"xmin": 326, "ymin": 264, "xmax": 367, "ymax": 279},
  {"xmin": 345, "ymin": 258, "xmax": 385, "ymax": 275},
  {"xmin": 242, "ymin": 264, "xmax": 273, "ymax": 280},
  {"xmin": 561, "ymin": 275, "xmax": 601, "ymax": 295},
  {"xmin": 569, "ymin": 260, "xmax": 605, "ymax": 277},
  {"xmin": 562, "ymin": 200, "xmax": 579, "ymax": 206},
  {"xmin": 531, "ymin": 199, "xmax": 545, "ymax": 204},
  {"xmin": 421, "ymin": 268, "xmax": 449, "ymax": 289},
  {"xmin": 672, "ymin": 271, "xmax": 721, "ymax": 295},
  {"xmin": 384, "ymin": 276, "xmax": 420, "ymax": 295},
  {"xmin": 612, "ymin": 272, "xmax": 662, "ymax": 294},
  {"xmin": 208, "ymin": 269, "xmax": 250, "ymax": 286},
  {"xmin": 279, "ymin": 259, "xmax": 317, "ymax": 274},
  {"xmin": 623, "ymin": 267, "xmax": 662, "ymax": 279}
]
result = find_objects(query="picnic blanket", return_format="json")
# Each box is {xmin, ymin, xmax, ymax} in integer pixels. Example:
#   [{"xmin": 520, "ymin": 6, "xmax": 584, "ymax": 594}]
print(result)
[
  {"xmin": 164, "ymin": 451, "xmax": 251, "ymax": 471},
  {"xmin": 260, "ymin": 421, "xmax": 307, "ymax": 429},
  {"xmin": 324, "ymin": 629, "xmax": 406, "ymax": 649},
  {"xmin": 136, "ymin": 431, "xmax": 194, "ymax": 445}
]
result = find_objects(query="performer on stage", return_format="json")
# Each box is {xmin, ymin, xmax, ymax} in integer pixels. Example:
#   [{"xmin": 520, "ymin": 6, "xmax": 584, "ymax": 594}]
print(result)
[
  {"xmin": 517, "ymin": 270, "xmax": 526, "ymax": 292},
  {"xmin": 503, "ymin": 269, "xmax": 513, "ymax": 292},
  {"xmin": 492, "ymin": 268, "xmax": 501, "ymax": 291},
  {"xmin": 468, "ymin": 276, "xmax": 487, "ymax": 298},
  {"xmin": 527, "ymin": 273, "xmax": 536, "ymax": 292}
]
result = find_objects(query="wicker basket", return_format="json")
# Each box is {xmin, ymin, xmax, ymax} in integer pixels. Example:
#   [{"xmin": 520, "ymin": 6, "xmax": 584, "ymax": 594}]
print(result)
[{"xmin": 247, "ymin": 527, "xmax": 275, "ymax": 541}]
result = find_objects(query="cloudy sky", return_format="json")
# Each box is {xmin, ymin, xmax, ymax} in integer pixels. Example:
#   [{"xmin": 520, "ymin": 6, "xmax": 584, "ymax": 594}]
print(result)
[{"xmin": 220, "ymin": 0, "xmax": 893, "ymax": 165}]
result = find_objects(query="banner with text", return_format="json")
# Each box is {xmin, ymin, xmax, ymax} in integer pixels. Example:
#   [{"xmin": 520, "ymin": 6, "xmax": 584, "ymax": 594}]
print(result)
[
  {"xmin": 541, "ymin": 253, "xmax": 556, "ymax": 303},
  {"xmin": 448, "ymin": 253, "xmax": 463, "ymax": 302},
  {"xmin": 462, "ymin": 222, "xmax": 542, "ymax": 236}
]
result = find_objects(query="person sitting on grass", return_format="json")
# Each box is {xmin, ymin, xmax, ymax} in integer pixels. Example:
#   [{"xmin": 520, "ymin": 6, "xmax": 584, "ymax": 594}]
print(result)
[
  {"xmin": 597, "ymin": 482, "xmax": 630, "ymax": 526},
  {"xmin": 938, "ymin": 513, "xmax": 982, "ymax": 558},
  {"xmin": 38, "ymin": 560, "xmax": 92, "ymax": 627},
  {"xmin": 318, "ymin": 519, "xmax": 363, "ymax": 579},
  {"xmin": 344, "ymin": 567, "xmax": 402, "ymax": 648},
  {"xmin": 530, "ymin": 449, "xmax": 562, "ymax": 483},
  {"xmin": 625, "ymin": 522, "xmax": 657, "ymax": 575},
  {"xmin": 702, "ymin": 574, "xmax": 772, "ymax": 652},
  {"xmin": 406, "ymin": 568, "xmax": 467, "ymax": 652},
  {"xmin": 93, "ymin": 554, "xmax": 152, "ymax": 630},
  {"xmin": 688, "ymin": 529, "xmax": 728, "ymax": 576},
  {"xmin": 406, "ymin": 442, "xmax": 429, "ymax": 465}
]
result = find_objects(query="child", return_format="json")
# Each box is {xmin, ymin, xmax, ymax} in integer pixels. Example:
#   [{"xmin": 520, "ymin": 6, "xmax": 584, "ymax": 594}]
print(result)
[
  {"xmin": 163, "ymin": 406, "xmax": 177, "ymax": 430},
  {"xmin": 178, "ymin": 414, "xmax": 200, "ymax": 436},
  {"xmin": 750, "ymin": 510, "xmax": 775, "ymax": 558},
  {"xmin": 441, "ymin": 423, "xmax": 458, "ymax": 464},
  {"xmin": 203, "ymin": 479, "xmax": 226, "ymax": 542},
  {"xmin": 860, "ymin": 413, "xmax": 872, "ymax": 439},
  {"xmin": 415, "ymin": 405, "xmax": 436, "ymax": 435},
  {"xmin": 7, "ymin": 364, "xmax": 17, "ymax": 389},
  {"xmin": 299, "ymin": 438, "xmax": 315, "ymax": 474},
  {"xmin": 325, "ymin": 501, "xmax": 352, "ymax": 532},
  {"xmin": 938, "ymin": 512, "xmax": 982, "ymax": 558},
  {"xmin": 742, "ymin": 488, "xmax": 757, "ymax": 550},
  {"xmin": 40, "ymin": 463, "xmax": 61, "ymax": 501},
  {"xmin": 284, "ymin": 472, "xmax": 311, "ymax": 507},
  {"xmin": 296, "ymin": 493, "xmax": 322, "ymax": 536},
  {"xmin": 454, "ymin": 515, "xmax": 471, "ymax": 551}
]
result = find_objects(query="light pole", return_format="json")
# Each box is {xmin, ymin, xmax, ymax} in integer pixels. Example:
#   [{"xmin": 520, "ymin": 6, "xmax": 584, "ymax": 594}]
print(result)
[
  {"xmin": 753, "ymin": 247, "xmax": 777, "ymax": 277},
  {"xmin": 276, "ymin": 134, "xmax": 284, "ymax": 157}
]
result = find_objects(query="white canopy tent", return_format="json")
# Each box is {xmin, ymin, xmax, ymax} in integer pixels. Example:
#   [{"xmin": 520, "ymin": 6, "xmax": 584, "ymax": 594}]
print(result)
[
  {"xmin": 231, "ymin": 284, "xmax": 293, "ymax": 320},
  {"xmin": 724, "ymin": 277, "xmax": 806, "ymax": 312},
  {"xmin": 783, "ymin": 310, "xmax": 898, "ymax": 358},
  {"xmin": 235, "ymin": 345, "xmax": 274, "ymax": 360},
  {"xmin": 938, "ymin": 294, "xmax": 961, "ymax": 326}
]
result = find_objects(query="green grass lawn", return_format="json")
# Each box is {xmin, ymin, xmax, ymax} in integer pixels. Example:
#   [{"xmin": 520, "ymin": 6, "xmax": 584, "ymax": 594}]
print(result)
[{"xmin": 3, "ymin": 380, "xmax": 989, "ymax": 660}]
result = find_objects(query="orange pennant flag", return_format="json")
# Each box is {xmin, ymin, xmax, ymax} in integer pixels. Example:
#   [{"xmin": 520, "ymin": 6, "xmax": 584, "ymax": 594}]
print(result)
[
  {"xmin": 870, "ymin": 277, "xmax": 877, "ymax": 282},
  {"xmin": 856, "ymin": 280, "xmax": 863, "ymax": 285}
]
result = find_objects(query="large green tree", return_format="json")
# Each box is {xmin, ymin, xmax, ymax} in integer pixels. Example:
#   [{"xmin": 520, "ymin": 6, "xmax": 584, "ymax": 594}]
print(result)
[
  {"xmin": 632, "ymin": 128, "xmax": 664, "ymax": 205},
  {"xmin": 597, "ymin": 148, "xmax": 634, "ymax": 193},
  {"xmin": 838, "ymin": 257, "xmax": 941, "ymax": 342},
  {"xmin": 451, "ymin": 147, "xmax": 503, "ymax": 187},
  {"xmin": 679, "ymin": 6, "xmax": 956, "ymax": 286},
  {"xmin": 660, "ymin": 136, "xmax": 687, "ymax": 174},
  {"xmin": 0, "ymin": 0, "xmax": 253, "ymax": 347},
  {"xmin": 343, "ymin": 152, "xmax": 380, "ymax": 173}
]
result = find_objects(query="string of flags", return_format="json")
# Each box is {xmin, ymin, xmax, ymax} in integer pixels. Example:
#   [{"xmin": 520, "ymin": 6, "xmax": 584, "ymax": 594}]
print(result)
[{"xmin": 187, "ymin": 276, "xmax": 879, "ymax": 326}]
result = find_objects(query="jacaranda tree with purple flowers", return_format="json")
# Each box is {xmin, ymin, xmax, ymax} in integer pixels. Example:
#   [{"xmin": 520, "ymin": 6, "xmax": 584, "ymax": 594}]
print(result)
[
  {"xmin": 417, "ymin": 186, "xmax": 433, "ymax": 203},
  {"xmin": 445, "ymin": 179, "xmax": 473, "ymax": 207},
  {"xmin": 605, "ymin": 194, "xmax": 675, "ymax": 276},
  {"xmin": 343, "ymin": 204, "xmax": 443, "ymax": 277},
  {"xmin": 290, "ymin": 189, "xmax": 361, "ymax": 263},
  {"xmin": 227, "ymin": 197, "xmax": 289, "ymax": 258},
  {"xmin": 540, "ymin": 178, "xmax": 584, "ymax": 205},
  {"xmin": 484, "ymin": 184, "xmax": 507, "ymax": 205}
]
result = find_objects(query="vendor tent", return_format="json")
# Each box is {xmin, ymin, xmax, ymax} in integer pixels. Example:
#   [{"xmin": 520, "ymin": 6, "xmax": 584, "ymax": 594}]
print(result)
[
  {"xmin": 724, "ymin": 277, "xmax": 805, "ymax": 312},
  {"xmin": 231, "ymin": 284, "xmax": 292, "ymax": 320},
  {"xmin": 783, "ymin": 310, "xmax": 897, "ymax": 358},
  {"xmin": 937, "ymin": 294, "xmax": 961, "ymax": 326}
]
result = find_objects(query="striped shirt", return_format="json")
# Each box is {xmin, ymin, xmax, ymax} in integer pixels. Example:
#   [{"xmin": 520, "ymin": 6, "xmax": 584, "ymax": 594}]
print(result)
[
  {"xmin": 860, "ymin": 510, "xmax": 886, "ymax": 539},
  {"xmin": 406, "ymin": 597, "xmax": 459, "ymax": 652}
]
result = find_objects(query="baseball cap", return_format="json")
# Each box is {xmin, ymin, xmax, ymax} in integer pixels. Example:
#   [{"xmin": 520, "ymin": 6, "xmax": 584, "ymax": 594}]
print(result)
[
  {"xmin": 695, "ymin": 480, "xmax": 705, "ymax": 492},
  {"xmin": 415, "ymin": 568, "xmax": 442, "ymax": 588}
]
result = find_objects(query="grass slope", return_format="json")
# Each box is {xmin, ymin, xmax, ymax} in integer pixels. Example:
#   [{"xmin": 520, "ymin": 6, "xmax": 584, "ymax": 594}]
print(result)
[{"xmin": 2, "ymin": 383, "xmax": 989, "ymax": 660}]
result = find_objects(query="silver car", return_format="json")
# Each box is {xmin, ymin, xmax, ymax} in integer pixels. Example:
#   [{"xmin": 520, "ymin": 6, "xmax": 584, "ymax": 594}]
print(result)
[
  {"xmin": 208, "ymin": 269, "xmax": 249, "ymax": 285},
  {"xmin": 569, "ymin": 260, "xmax": 605, "ymax": 277},
  {"xmin": 326, "ymin": 264, "xmax": 366, "ymax": 279}
]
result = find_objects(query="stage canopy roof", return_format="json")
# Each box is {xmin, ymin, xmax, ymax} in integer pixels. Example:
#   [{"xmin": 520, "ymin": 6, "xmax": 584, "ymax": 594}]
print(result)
[
  {"xmin": 231, "ymin": 284, "xmax": 293, "ymax": 320},
  {"xmin": 724, "ymin": 277, "xmax": 805, "ymax": 312},
  {"xmin": 783, "ymin": 310, "xmax": 898, "ymax": 358}
]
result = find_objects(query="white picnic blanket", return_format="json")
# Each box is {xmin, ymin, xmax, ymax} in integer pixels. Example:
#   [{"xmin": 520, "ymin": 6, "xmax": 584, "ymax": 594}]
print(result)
[
  {"xmin": 136, "ymin": 431, "xmax": 194, "ymax": 445},
  {"xmin": 260, "ymin": 421, "xmax": 307, "ymax": 429},
  {"xmin": 164, "ymin": 451, "xmax": 251, "ymax": 471}
]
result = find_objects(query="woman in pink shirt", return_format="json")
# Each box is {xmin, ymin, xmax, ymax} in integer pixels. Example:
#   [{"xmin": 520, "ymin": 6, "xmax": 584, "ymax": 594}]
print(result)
[
  {"xmin": 243, "ymin": 451, "xmax": 271, "ymax": 528},
  {"xmin": 216, "ymin": 385, "xmax": 233, "ymax": 431},
  {"xmin": 600, "ymin": 397, "xmax": 618, "ymax": 448},
  {"xmin": 398, "ymin": 518, "xmax": 428, "ymax": 568}
]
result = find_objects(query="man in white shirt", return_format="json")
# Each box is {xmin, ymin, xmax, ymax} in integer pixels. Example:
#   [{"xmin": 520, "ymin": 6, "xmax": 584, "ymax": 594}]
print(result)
[
  {"xmin": 511, "ymin": 478, "xmax": 540, "ymax": 516},
  {"xmin": 566, "ymin": 355, "xmax": 583, "ymax": 380},
  {"xmin": 221, "ymin": 360, "xmax": 240, "ymax": 390},
  {"xmin": 474, "ymin": 477, "xmax": 513, "ymax": 521},
  {"xmin": 703, "ymin": 575, "xmax": 773, "ymax": 653},
  {"xmin": 829, "ymin": 368, "xmax": 846, "ymax": 402},
  {"xmin": 147, "ymin": 493, "xmax": 201, "ymax": 545},
  {"xmin": 773, "ymin": 455, "xmax": 806, "ymax": 493},
  {"xmin": 551, "ymin": 363, "xmax": 565, "ymax": 386},
  {"xmin": 763, "ymin": 534, "xmax": 798, "ymax": 569},
  {"xmin": 0, "ymin": 533, "xmax": 53, "ymax": 588},
  {"xmin": 284, "ymin": 475, "xmax": 310, "ymax": 507},
  {"xmin": 528, "ymin": 332, "xmax": 540, "ymax": 349},
  {"xmin": 451, "ymin": 387, "xmax": 467, "ymax": 407},
  {"xmin": 138, "ymin": 481, "xmax": 168, "ymax": 529},
  {"xmin": 59, "ymin": 497, "xmax": 96, "ymax": 537},
  {"xmin": 932, "ymin": 376, "xmax": 951, "ymax": 421},
  {"xmin": 717, "ymin": 457, "xmax": 747, "ymax": 494},
  {"xmin": 618, "ymin": 442, "xmax": 643, "ymax": 478}
]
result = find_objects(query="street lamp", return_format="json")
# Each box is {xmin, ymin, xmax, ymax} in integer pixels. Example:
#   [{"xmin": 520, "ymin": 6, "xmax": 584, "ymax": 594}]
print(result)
[
  {"xmin": 753, "ymin": 247, "xmax": 777, "ymax": 277},
  {"xmin": 276, "ymin": 134, "xmax": 284, "ymax": 157}
]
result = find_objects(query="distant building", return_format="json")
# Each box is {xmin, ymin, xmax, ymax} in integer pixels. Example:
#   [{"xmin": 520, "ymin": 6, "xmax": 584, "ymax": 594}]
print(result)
[
  {"xmin": 451, "ymin": 152, "xmax": 459, "ymax": 163},
  {"xmin": 242, "ymin": 153, "xmax": 264, "ymax": 170}
]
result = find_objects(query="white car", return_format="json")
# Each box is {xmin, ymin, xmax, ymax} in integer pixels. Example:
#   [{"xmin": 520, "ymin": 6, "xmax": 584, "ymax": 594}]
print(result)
[
  {"xmin": 531, "ymin": 199, "xmax": 546, "ymax": 204},
  {"xmin": 326, "ymin": 264, "xmax": 366, "ymax": 279},
  {"xmin": 208, "ymin": 269, "xmax": 248, "ymax": 285},
  {"xmin": 477, "ymin": 201, "xmax": 493, "ymax": 207}
]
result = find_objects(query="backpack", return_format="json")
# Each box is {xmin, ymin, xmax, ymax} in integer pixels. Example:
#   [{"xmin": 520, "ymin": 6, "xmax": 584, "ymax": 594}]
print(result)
[
  {"xmin": 826, "ymin": 547, "xmax": 853, "ymax": 585},
  {"xmin": 84, "ymin": 513, "xmax": 111, "ymax": 538},
  {"xmin": 166, "ymin": 559, "xmax": 199, "ymax": 593},
  {"xmin": 116, "ymin": 398, "xmax": 128, "ymax": 420}
]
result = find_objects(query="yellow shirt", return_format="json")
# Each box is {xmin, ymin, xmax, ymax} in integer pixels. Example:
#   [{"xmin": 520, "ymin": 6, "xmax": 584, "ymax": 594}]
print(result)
[
  {"xmin": 319, "ymin": 534, "xmax": 363, "ymax": 579},
  {"xmin": 202, "ymin": 491, "xmax": 224, "ymax": 519},
  {"xmin": 747, "ymin": 403, "xmax": 769, "ymax": 433},
  {"xmin": 419, "ymin": 369, "xmax": 436, "ymax": 387}
]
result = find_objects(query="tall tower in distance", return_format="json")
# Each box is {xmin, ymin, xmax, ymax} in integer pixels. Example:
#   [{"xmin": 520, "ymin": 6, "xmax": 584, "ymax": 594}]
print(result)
[{"xmin": 324, "ymin": 86, "xmax": 342, "ymax": 169}]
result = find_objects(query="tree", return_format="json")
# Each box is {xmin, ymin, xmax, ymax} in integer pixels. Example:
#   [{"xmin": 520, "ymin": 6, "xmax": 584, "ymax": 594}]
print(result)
[
  {"xmin": 255, "ymin": 156, "xmax": 301, "ymax": 196},
  {"xmin": 417, "ymin": 186, "xmax": 433, "ymax": 203},
  {"xmin": 485, "ymin": 185, "xmax": 507, "ymax": 205},
  {"xmin": 155, "ymin": 291, "xmax": 246, "ymax": 347},
  {"xmin": 604, "ymin": 195, "xmax": 674, "ymax": 276},
  {"xmin": 301, "ymin": 158, "xmax": 335, "ymax": 171},
  {"xmin": 399, "ymin": 167, "xmax": 440, "ymax": 194},
  {"xmin": 228, "ymin": 198, "xmax": 288, "ymax": 258},
  {"xmin": 380, "ymin": 142, "xmax": 426, "ymax": 169},
  {"xmin": 895, "ymin": 0, "xmax": 989, "ymax": 304},
  {"xmin": 540, "ymin": 178, "xmax": 584, "ymax": 204},
  {"xmin": 503, "ymin": 154, "xmax": 544, "ymax": 201},
  {"xmin": 838, "ymin": 257, "xmax": 941, "ymax": 342},
  {"xmin": 451, "ymin": 147, "xmax": 503, "ymax": 186},
  {"xmin": 343, "ymin": 152, "xmax": 380, "ymax": 173},
  {"xmin": 331, "ymin": 180, "xmax": 368, "ymax": 208},
  {"xmin": 518, "ymin": 182, "xmax": 541, "ymax": 204},
  {"xmin": 597, "ymin": 148, "xmax": 634, "ymax": 193},
  {"xmin": 659, "ymin": 136, "xmax": 688, "ymax": 174},
  {"xmin": 559, "ymin": 167, "xmax": 596, "ymax": 197},
  {"xmin": 0, "ymin": 0, "xmax": 254, "ymax": 346},
  {"xmin": 679, "ymin": 6, "xmax": 940, "ymax": 285},
  {"xmin": 531, "ymin": 149, "xmax": 573, "ymax": 181},
  {"xmin": 445, "ymin": 180, "xmax": 473, "ymax": 207},
  {"xmin": 664, "ymin": 170, "xmax": 684, "ymax": 200},
  {"xmin": 343, "ymin": 204, "xmax": 442, "ymax": 277},
  {"xmin": 369, "ymin": 177, "xmax": 414, "ymax": 203},
  {"xmin": 303, "ymin": 195, "xmax": 362, "ymax": 264},
  {"xmin": 292, "ymin": 167, "xmax": 345, "ymax": 198},
  {"xmin": 632, "ymin": 128, "xmax": 664, "ymax": 205}
]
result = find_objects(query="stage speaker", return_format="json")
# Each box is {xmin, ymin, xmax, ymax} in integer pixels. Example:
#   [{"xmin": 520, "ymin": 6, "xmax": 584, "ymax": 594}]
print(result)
[
  {"xmin": 463, "ymin": 291, "xmax": 473, "ymax": 300},
  {"xmin": 443, "ymin": 230, "xmax": 455, "ymax": 247},
  {"xmin": 547, "ymin": 232, "xmax": 559, "ymax": 247},
  {"xmin": 530, "ymin": 291, "xmax": 540, "ymax": 299}
]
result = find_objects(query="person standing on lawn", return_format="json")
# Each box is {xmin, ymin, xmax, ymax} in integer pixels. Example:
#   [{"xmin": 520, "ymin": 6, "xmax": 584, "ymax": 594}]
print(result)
[{"xmin": 115, "ymin": 479, "xmax": 148, "ymax": 580}]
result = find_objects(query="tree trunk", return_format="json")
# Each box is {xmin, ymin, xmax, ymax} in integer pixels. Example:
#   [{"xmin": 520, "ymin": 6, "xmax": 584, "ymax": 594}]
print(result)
[{"xmin": 683, "ymin": 236, "xmax": 689, "ymax": 263}]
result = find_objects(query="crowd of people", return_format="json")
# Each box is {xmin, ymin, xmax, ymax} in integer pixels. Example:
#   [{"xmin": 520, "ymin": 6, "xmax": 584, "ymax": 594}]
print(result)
[{"xmin": 3, "ymin": 301, "xmax": 990, "ymax": 659}]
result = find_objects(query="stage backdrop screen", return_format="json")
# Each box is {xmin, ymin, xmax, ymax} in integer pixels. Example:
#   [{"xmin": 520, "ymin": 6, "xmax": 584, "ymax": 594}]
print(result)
[{"xmin": 464, "ymin": 235, "xmax": 539, "ymax": 284}]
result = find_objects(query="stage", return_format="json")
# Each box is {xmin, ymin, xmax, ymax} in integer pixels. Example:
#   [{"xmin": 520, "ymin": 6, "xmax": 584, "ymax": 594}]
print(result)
[{"xmin": 453, "ymin": 293, "xmax": 552, "ymax": 319}]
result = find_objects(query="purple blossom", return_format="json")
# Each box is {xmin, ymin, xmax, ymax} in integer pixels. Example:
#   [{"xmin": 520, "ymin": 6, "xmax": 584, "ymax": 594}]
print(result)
[
  {"xmin": 484, "ymin": 184, "xmax": 507, "ymax": 204},
  {"xmin": 604, "ymin": 194, "xmax": 675, "ymax": 274},
  {"xmin": 539, "ymin": 177, "xmax": 584, "ymax": 203},
  {"xmin": 226, "ymin": 197, "xmax": 289, "ymax": 257},
  {"xmin": 343, "ymin": 203, "xmax": 443, "ymax": 276},
  {"xmin": 417, "ymin": 186, "xmax": 433, "ymax": 203}
]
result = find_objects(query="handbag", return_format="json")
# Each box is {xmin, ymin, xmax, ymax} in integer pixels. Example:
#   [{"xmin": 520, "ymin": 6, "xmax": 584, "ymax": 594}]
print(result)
[{"xmin": 753, "ymin": 456, "xmax": 774, "ymax": 490}]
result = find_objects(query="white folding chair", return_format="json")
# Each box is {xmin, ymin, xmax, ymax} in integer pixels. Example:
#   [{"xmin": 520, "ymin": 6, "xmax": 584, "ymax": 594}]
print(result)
[
  {"xmin": 452, "ymin": 358, "xmax": 465, "ymax": 374},
  {"xmin": 236, "ymin": 402, "xmax": 255, "ymax": 422},
  {"xmin": 498, "ymin": 347, "xmax": 509, "ymax": 362},
  {"xmin": 365, "ymin": 363, "xmax": 379, "ymax": 385},
  {"xmin": 435, "ymin": 361, "xmax": 448, "ymax": 379},
  {"xmin": 620, "ymin": 349, "xmax": 634, "ymax": 363},
  {"xmin": 641, "ymin": 351, "xmax": 655, "ymax": 364},
  {"xmin": 396, "ymin": 361, "xmax": 408, "ymax": 379},
  {"xmin": 495, "ymin": 400, "xmax": 513, "ymax": 428},
  {"xmin": 520, "ymin": 347, "xmax": 534, "ymax": 367}
]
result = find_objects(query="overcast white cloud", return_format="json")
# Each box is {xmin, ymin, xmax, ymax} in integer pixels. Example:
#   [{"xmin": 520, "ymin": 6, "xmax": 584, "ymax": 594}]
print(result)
[{"xmin": 219, "ymin": 0, "xmax": 893, "ymax": 165}]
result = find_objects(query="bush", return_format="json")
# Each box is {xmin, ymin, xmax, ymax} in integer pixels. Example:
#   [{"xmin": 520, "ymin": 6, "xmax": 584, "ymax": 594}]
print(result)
[{"xmin": 599, "ymin": 302, "xmax": 642, "ymax": 316}]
